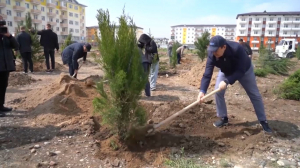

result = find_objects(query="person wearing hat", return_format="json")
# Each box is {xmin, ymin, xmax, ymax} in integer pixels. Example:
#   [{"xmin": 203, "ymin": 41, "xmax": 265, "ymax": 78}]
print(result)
[
  {"xmin": 61, "ymin": 42, "xmax": 91, "ymax": 78},
  {"xmin": 239, "ymin": 39, "xmax": 253, "ymax": 60},
  {"xmin": 197, "ymin": 35, "xmax": 272, "ymax": 133}
]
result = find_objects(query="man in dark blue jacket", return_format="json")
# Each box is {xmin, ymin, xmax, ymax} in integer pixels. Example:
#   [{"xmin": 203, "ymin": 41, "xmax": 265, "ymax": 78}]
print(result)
[
  {"xmin": 16, "ymin": 26, "xmax": 33, "ymax": 73},
  {"xmin": 197, "ymin": 35, "xmax": 272, "ymax": 133},
  {"xmin": 61, "ymin": 42, "xmax": 91, "ymax": 78}
]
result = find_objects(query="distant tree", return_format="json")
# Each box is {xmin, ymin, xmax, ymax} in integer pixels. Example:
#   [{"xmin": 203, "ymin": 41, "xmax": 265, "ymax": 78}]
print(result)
[
  {"xmin": 194, "ymin": 31, "xmax": 210, "ymax": 62},
  {"xmin": 61, "ymin": 34, "xmax": 73, "ymax": 51}
]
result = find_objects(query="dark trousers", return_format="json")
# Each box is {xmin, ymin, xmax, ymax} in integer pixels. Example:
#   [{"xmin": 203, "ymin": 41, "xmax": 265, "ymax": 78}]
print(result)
[
  {"xmin": 44, "ymin": 48, "xmax": 55, "ymax": 70},
  {"xmin": 0, "ymin": 72, "xmax": 9, "ymax": 107},
  {"xmin": 142, "ymin": 62, "xmax": 151, "ymax": 97},
  {"xmin": 21, "ymin": 52, "xmax": 33, "ymax": 73},
  {"xmin": 177, "ymin": 53, "xmax": 181, "ymax": 64},
  {"xmin": 68, "ymin": 62, "xmax": 77, "ymax": 78}
]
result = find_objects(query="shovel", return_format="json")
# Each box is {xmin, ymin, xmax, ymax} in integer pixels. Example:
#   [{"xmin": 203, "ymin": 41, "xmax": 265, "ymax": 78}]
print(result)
[
  {"xmin": 147, "ymin": 88, "xmax": 221, "ymax": 134},
  {"xmin": 72, "ymin": 63, "xmax": 83, "ymax": 78}
]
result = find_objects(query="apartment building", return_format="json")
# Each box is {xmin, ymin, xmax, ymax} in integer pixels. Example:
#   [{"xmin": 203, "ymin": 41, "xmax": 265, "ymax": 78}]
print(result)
[
  {"xmin": 236, "ymin": 11, "xmax": 300, "ymax": 50},
  {"xmin": 0, "ymin": 0, "xmax": 87, "ymax": 43},
  {"xmin": 86, "ymin": 25, "xmax": 144, "ymax": 42},
  {"xmin": 170, "ymin": 24, "xmax": 236, "ymax": 47}
]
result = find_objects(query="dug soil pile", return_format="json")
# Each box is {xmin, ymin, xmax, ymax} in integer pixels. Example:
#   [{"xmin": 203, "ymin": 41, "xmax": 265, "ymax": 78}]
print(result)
[
  {"xmin": 19, "ymin": 73, "xmax": 102, "ymax": 128},
  {"xmin": 16, "ymin": 59, "xmax": 66, "ymax": 72},
  {"xmin": 180, "ymin": 59, "xmax": 219, "ymax": 89},
  {"xmin": 8, "ymin": 72, "xmax": 37, "ymax": 87}
]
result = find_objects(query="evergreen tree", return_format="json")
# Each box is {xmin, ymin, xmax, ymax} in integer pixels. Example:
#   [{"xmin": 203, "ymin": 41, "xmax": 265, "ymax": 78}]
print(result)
[
  {"xmin": 170, "ymin": 41, "xmax": 180, "ymax": 68},
  {"xmin": 61, "ymin": 33, "xmax": 72, "ymax": 51},
  {"xmin": 194, "ymin": 31, "xmax": 210, "ymax": 62},
  {"xmin": 93, "ymin": 9, "xmax": 148, "ymax": 140}
]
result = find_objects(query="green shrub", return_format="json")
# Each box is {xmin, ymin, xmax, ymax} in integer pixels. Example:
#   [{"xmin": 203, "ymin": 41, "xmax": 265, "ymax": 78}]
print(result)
[
  {"xmin": 92, "ymin": 9, "xmax": 148, "ymax": 140},
  {"xmin": 194, "ymin": 31, "xmax": 210, "ymax": 62},
  {"xmin": 254, "ymin": 68, "xmax": 268, "ymax": 77},
  {"xmin": 61, "ymin": 34, "xmax": 72, "ymax": 51},
  {"xmin": 170, "ymin": 41, "xmax": 180, "ymax": 68},
  {"xmin": 274, "ymin": 69, "xmax": 300, "ymax": 100}
]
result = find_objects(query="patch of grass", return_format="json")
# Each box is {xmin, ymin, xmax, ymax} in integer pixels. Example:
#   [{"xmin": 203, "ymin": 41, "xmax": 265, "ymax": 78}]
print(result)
[
  {"xmin": 219, "ymin": 159, "xmax": 231, "ymax": 168},
  {"xmin": 109, "ymin": 140, "xmax": 119, "ymax": 151},
  {"xmin": 274, "ymin": 69, "xmax": 300, "ymax": 100},
  {"xmin": 159, "ymin": 62, "xmax": 168, "ymax": 71}
]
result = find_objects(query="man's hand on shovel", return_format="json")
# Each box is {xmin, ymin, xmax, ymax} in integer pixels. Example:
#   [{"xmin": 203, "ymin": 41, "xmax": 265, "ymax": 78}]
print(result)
[{"xmin": 197, "ymin": 92, "xmax": 205, "ymax": 104}]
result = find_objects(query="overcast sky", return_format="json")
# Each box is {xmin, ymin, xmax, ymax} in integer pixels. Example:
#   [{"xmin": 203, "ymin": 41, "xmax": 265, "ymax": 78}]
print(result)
[{"xmin": 79, "ymin": 0, "xmax": 300, "ymax": 38}]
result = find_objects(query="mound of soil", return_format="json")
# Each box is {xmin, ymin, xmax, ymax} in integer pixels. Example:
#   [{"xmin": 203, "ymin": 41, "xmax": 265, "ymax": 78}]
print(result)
[
  {"xmin": 180, "ymin": 60, "xmax": 219, "ymax": 90},
  {"xmin": 8, "ymin": 72, "xmax": 37, "ymax": 87},
  {"xmin": 16, "ymin": 60, "xmax": 66, "ymax": 72}
]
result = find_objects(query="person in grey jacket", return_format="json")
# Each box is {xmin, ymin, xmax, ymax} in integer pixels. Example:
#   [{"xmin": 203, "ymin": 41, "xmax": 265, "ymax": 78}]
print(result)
[
  {"xmin": 16, "ymin": 26, "xmax": 33, "ymax": 73},
  {"xmin": 0, "ymin": 20, "xmax": 19, "ymax": 117},
  {"xmin": 61, "ymin": 42, "xmax": 91, "ymax": 78}
]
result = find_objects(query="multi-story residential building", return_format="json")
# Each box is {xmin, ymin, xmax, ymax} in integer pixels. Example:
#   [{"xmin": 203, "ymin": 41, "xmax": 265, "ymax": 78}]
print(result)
[
  {"xmin": 1, "ymin": 0, "xmax": 87, "ymax": 43},
  {"xmin": 236, "ymin": 11, "xmax": 300, "ymax": 50},
  {"xmin": 170, "ymin": 24, "xmax": 236, "ymax": 47},
  {"xmin": 86, "ymin": 25, "xmax": 143, "ymax": 42}
]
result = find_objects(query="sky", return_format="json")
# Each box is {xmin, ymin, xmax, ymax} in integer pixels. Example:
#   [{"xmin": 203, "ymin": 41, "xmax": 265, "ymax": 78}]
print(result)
[{"xmin": 79, "ymin": 0, "xmax": 300, "ymax": 38}]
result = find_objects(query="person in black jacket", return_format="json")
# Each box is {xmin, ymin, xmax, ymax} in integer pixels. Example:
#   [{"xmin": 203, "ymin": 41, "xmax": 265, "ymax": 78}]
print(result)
[
  {"xmin": 138, "ymin": 34, "xmax": 159, "ymax": 91},
  {"xmin": 0, "ymin": 19, "xmax": 19, "ymax": 117},
  {"xmin": 61, "ymin": 42, "xmax": 91, "ymax": 78},
  {"xmin": 239, "ymin": 39, "xmax": 253, "ymax": 60},
  {"xmin": 197, "ymin": 35, "xmax": 272, "ymax": 133},
  {"xmin": 37, "ymin": 24, "xmax": 59, "ymax": 72},
  {"xmin": 16, "ymin": 26, "xmax": 33, "ymax": 73}
]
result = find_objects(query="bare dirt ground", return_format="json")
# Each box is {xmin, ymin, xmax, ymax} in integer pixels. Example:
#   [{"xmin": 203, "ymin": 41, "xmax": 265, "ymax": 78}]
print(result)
[{"xmin": 1, "ymin": 51, "xmax": 300, "ymax": 168}]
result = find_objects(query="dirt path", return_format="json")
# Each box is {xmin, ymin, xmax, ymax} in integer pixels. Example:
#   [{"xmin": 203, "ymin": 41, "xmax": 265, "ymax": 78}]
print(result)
[{"xmin": 1, "ymin": 53, "xmax": 300, "ymax": 168}]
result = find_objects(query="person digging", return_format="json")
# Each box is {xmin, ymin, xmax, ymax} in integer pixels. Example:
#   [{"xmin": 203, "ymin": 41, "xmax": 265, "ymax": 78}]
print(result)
[
  {"xmin": 61, "ymin": 42, "xmax": 91, "ymax": 78},
  {"xmin": 197, "ymin": 35, "xmax": 272, "ymax": 133}
]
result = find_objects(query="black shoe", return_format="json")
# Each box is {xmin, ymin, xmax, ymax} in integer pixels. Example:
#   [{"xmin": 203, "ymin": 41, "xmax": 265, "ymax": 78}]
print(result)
[
  {"xmin": 0, "ymin": 106, "xmax": 12, "ymax": 112},
  {"xmin": 0, "ymin": 112, "xmax": 6, "ymax": 117},
  {"xmin": 260, "ymin": 121, "xmax": 272, "ymax": 133},
  {"xmin": 213, "ymin": 117, "xmax": 229, "ymax": 127}
]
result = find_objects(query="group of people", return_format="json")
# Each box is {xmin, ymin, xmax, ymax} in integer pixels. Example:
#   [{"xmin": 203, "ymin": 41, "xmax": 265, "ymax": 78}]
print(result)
[{"xmin": 0, "ymin": 16, "xmax": 273, "ymax": 133}]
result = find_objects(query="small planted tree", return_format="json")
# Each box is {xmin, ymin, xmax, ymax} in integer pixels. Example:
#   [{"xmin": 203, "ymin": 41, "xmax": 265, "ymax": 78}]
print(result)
[
  {"xmin": 194, "ymin": 31, "xmax": 210, "ymax": 62},
  {"xmin": 92, "ymin": 9, "xmax": 148, "ymax": 140},
  {"xmin": 61, "ymin": 33, "xmax": 72, "ymax": 51},
  {"xmin": 170, "ymin": 41, "xmax": 180, "ymax": 68},
  {"xmin": 274, "ymin": 69, "xmax": 300, "ymax": 100}
]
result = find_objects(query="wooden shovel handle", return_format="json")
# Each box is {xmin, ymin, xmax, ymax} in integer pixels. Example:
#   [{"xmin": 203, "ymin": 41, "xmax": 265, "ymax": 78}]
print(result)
[{"xmin": 153, "ymin": 89, "xmax": 220, "ymax": 129}]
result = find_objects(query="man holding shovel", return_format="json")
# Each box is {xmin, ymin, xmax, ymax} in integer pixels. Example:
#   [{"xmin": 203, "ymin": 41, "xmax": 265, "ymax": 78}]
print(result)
[
  {"xmin": 61, "ymin": 42, "xmax": 91, "ymax": 78},
  {"xmin": 197, "ymin": 35, "xmax": 272, "ymax": 133}
]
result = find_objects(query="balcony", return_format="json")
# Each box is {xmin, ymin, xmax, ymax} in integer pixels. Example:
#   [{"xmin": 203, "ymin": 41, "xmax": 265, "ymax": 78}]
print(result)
[
  {"xmin": 31, "ymin": 9, "xmax": 41, "ymax": 15},
  {"xmin": 61, "ymin": 31, "xmax": 69, "ymax": 35},
  {"xmin": 265, "ymin": 27, "xmax": 276, "ymax": 30},
  {"xmin": 239, "ymin": 21, "xmax": 247, "ymax": 24},
  {"xmin": 253, "ymin": 20, "xmax": 262, "ymax": 23},
  {"xmin": 13, "ymin": 6, "xmax": 26, "ymax": 12},
  {"xmin": 47, "ymin": 21, "xmax": 57, "ymax": 26},
  {"xmin": 47, "ymin": 3, "xmax": 56, "ymax": 8},
  {"xmin": 80, "ymin": 11, "xmax": 85, "ymax": 15},
  {"xmin": 281, "ymin": 27, "xmax": 292, "ymax": 30},
  {"xmin": 47, "ymin": 12, "xmax": 56, "ymax": 17},
  {"xmin": 293, "ymin": 20, "xmax": 300, "ymax": 24},
  {"xmin": 266, "ymin": 41, "xmax": 274, "ymax": 44},
  {"xmin": 60, "ymin": 6, "xmax": 67, "ymax": 11},
  {"xmin": 251, "ymin": 47, "xmax": 259, "ymax": 50},
  {"xmin": 0, "ymin": 14, "xmax": 7, "ymax": 19},
  {"xmin": 80, "ymin": 18, "xmax": 85, "ymax": 22},
  {"xmin": 251, "ymin": 40, "xmax": 259, "ymax": 43},
  {"xmin": 60, "ymin": 23, "xmax": 68, "ymax": 27},
  {"xmin": 282, "ymin": 20, "xmax": 293, "ymax": 24},
  {"xmin": 252, "ymin": 27, "xmax": 261, "ymax": 30},
  {"xmin": 30, "ymin": 0, "xmax": 40, "ymax": 5},
  {"xmin": 14, "ymin": 16, "xmax": 25, "ymax": 22},
  {"xmin": 267, "ymin": 21, "xmax": 277, "ymax": 24},
  {"xmin": 292, "ymin": 27, "xmax": 300, "ymax": 30},
  {"xmin": 60, "ymin": 15, "xmax": 68, "ymax": 19},
  {"xmin": 32, "ymin": 19, "xmax": 42, "ymax": 24},
  {"xmin": 239, "ymin": 27, "xmax": 247, "ymax": 30},
  {"xmin": 0, "ymin": 2, "xmax": 6, "ymax": 8}
]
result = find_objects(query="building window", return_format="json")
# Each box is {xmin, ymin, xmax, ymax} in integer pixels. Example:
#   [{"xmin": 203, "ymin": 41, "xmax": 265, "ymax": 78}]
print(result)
[
  {"xmin": 254, "ymin": 37, "xmax": 257, "ymax": 40},
  {"xmin": 253, "ymin": 44, "xmax": 257, "ymax": 47},
  {"xmin": 69, "ymin": 12, "xmax": 73, "ymax": 17},
  {"xmin": 241, "ymin": 24, "xmax": 245, "ymax": 27},
  {"xmin": 283, "ymin": 31, "xmax": 287, "ymax": 35},
  {"xmin": 278, "ymin": 17, "xmax": 281, "ymax": 21},
  {"xmin": 284, "ymin": 24, "xmax": 288, "ymax": 28},
  {"xmin": 6, "ymin": 10, "xmax": 12, "ymax": 16},
  {"xmin": 41, "ymin": 7, "xmax": 44, "ymax": 11},
  {"xmin": 75, "ymin": 6, "xmax": 78, "ymax": 10},
  {"xmin": 255, "ymin": 24, "xmax": 259, "ymax": 27},
  {"xmin": 7, "ymin": 21, "xmax": 12, "ymax": 26},
  {"xmin": 69, "ymin": 28, "xmax": 74, "ymax": 33},
  {"xmin": 241, "ymin": 18, "xmax": 245, "ymax": 21},
  {"xmin": 16, "ymin": 1, "xmax": 20, "ymax": 6},
  {"xmin": 269, "ymin": 24, "xmax": 273, "ymax": 28},
  {"xmin": 69, "ymin": 4, "xmax": 73, "ymax": 8},
  {"xmin": 284, "ymin": 17, "xmax": 289, "ymax": 21},
  {"xmin": 69, "ymin": 20, "xmax": 73, "ymax": 25},
  {"xmin": 16, "ymin": 12, "xmax": 21, "ymax": 17},
  {"xmin": 34, "ymin": 15, "xmax": 38, "ymax": 19},
  {"xmin": 42, "ymin": 16, "xmax": 45, "ymax": 21},
  {"xmin": 296, "ymin": 18, "xmax": 300, "ymax": 21},
  {"xmin": 25, "ymin": 3, "xmax": 29, "ymax": 8},
  {"xmin": 75, "ymin": 29, "xmax": 79, "ymax": 33},
  {"xmin": 262, "ymin": 24, "xmax": 265, "ymax": 28},
  {"xmin": 270, "ymin": 18, "xmax": 274, "ymax": 21},
  {"xmin": 75, "ymin": 14, "xmax": 78, "ymax": 18},
  {"xmin": 296, "ymin": 24, "xmax": 299, "ymax": 28},
  {"xmin": 49, "ymin": 9, "xmax": 52, "ymax": 12},
  {"xmin": 254, "ymin": 31, "xmax": 258, "ymax": 34},
  {"xmin": 263, "ymin": 18, "xmax": 266, "ymax": 21},
  {"xmin": 277, "ymin": 24, "xmax": 280, "ymax": 28},
  {"xmin": 56, "ymin": 1, "xmax": 58, "ymax": 6},
  {"xmin": 56, "ymin": 27, "xmax": 59, "ymax": 31},
  {"xmin": 268, "ymin": 31, "xmax": 273, "ymax": 35},
  {"xmin": 255, "ymin": 18, "xmax": 259, "ymax": 21},
  {"xmin": 249, "ymin": 18, "xmax": 252, "ymax": 21},
  {"xmin": 294, "ymin": 31, "xmax": 298, "ymax": 35},
  {"xmin": 56, "ymin": 19, "xmax": 59, "ymax": 23},
  {"xmin": 56, "ymin": 10, "xmax": 59, "ymax": 14},
  {"xmin": 240, "ymin": 31, "xmax": 244, "ymax": 34},
  {"xmin": 33, "ymin": 5, "xmax": 37, "ymax": 9},
  {"xmin": 6, "ymin": 0, "xmax": 10, "ymax": 5}
]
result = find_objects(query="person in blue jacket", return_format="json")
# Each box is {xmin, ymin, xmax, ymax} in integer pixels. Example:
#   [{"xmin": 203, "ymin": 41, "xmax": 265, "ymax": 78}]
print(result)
[
  {"xmin": 61, "ymin": 42, "xmax": 91, "ymax": 78},
  {"xmin": 197, "ymin": 35, "xmax": 272, "ymax": 133}
]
